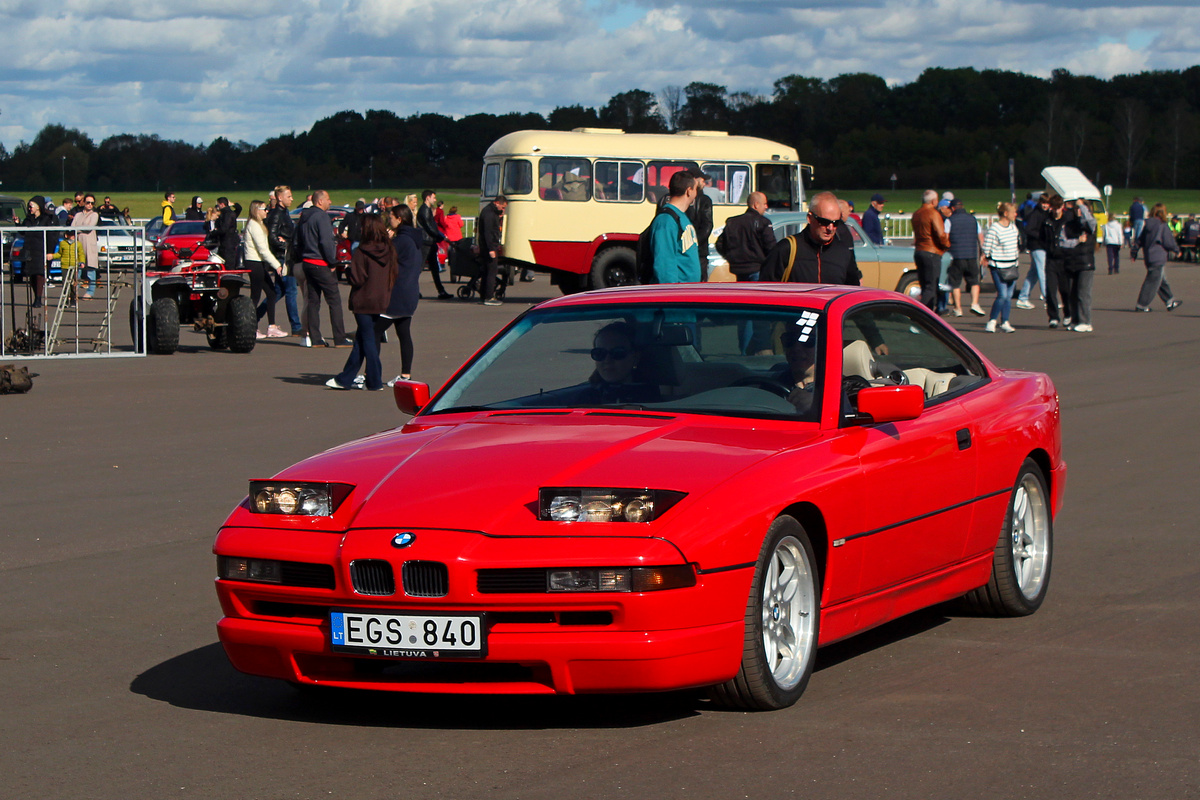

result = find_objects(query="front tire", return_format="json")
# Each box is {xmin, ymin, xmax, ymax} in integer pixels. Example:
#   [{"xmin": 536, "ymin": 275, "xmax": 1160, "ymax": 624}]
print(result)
[
  {"xmin": 896, "ymin": 271, "xmax": 922, "ymax": 300},
  {"xmin": 590, "ymin": 246, "xmax": 637, "ymax": 290},
  {"xmin": 963, "ymin": 459, "xmax": 1052, "ymax": 616},
  {"xmin": 225, "ymin": 295, "xmax": 257, "ymax": 353},
  {"xmin": 148, "ymin": 297, "xmax": 179, "ymax": 355},
  {"xmin": 709, "ymin": 515, "xmax": 820, "ymax": 710}
]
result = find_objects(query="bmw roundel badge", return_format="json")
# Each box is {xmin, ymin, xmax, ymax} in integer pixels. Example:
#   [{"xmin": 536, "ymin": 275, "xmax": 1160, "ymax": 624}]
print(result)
[{"xmin": 391, "ymin": 532, "xmax": 416, "ymax": 548}]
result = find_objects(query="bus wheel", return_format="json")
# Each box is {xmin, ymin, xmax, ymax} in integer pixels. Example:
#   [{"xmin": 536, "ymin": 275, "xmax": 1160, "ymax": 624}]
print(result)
[{"xmin": 590, "ymin": 247, "xmax": 638, "ymax": 289}]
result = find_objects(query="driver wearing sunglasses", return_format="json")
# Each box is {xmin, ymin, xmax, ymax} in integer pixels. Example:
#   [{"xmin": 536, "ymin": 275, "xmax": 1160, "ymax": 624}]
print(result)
[{"xmin": 760, "ymin": 191, "xmax": 862, "ymax": 287}]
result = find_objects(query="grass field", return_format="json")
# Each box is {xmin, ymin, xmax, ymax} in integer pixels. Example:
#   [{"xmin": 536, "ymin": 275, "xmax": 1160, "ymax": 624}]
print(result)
[
  {"xmin": 8, "ymin": 186, "xmax": 1198, "ymax": 221},
  {"xmin": 3, "ymin": 189, "xmax": 484, "ymax": 221}
]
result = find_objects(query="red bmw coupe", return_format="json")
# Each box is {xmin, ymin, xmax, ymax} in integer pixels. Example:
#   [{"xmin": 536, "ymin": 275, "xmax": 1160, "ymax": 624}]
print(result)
[{"xmin": 214, "ymin": 284, "xmax": 1065, "ymax": 710}]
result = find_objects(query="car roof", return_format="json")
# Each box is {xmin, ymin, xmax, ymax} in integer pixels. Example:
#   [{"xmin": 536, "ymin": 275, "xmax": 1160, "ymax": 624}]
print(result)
[{"xmin": 534, "ymin": 283, "xmax": 908, "ymax": 311}]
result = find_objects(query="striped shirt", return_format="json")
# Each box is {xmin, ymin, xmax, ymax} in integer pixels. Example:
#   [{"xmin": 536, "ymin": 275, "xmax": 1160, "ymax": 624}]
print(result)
[{"xmin": 983, "ymin": 222, "xmax": 1020, "ymax": 265}]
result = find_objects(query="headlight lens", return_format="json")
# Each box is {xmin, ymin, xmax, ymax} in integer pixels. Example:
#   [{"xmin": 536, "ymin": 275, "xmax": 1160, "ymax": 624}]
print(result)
[
  {"xmin": 248, "ymin": 481, "xmax": 353, "ymax": 516},
  {"xmin": 539, "ymin": 488, "xmax": 685, "ymax": 523}
]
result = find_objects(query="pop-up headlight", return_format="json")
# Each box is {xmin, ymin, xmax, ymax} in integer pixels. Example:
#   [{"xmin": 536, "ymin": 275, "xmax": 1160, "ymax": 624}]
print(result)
[
  {"xmin": 538, "ymin": 488, "xmax": 685, "ymax": 523},
  {"xmin": 248, "ymin": 481, "xmax": 353, "ymax": 517}
]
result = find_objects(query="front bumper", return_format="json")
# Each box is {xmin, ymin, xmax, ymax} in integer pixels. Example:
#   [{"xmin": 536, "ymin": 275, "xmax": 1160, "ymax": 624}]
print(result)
[{"xmin": 214, "ymin": 526, "xmax": 749, "ymax": 695}]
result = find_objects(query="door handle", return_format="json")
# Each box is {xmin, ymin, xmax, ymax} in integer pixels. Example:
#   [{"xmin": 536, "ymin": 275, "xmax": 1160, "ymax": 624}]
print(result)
[{"xmin": 956, "ymin": 428, "xmax": 971, "ymax": 450}]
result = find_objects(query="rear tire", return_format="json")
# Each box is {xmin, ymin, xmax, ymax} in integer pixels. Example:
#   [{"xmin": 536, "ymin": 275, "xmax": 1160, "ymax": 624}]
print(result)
[
  {"xmin": 590, "ymin": 246, "xmax": 638, "ymax": 289},
  {"xmin": 225, "ymin": 295, "xmax": 257, "ymax": 353},
  {"xmin": 709, "ymin": 515, "xmax": 820, "ymax": 710},
  {"xmin": 129, "ymin": 298, "xmax": 143, "ymax": 350},
  {"xmin": 148, "ymin": 297, "xmax": 179, "ymax": 355},
  {"xmin": 963, "ymin": 459, "xmax": 1052, "ymax": 616}
]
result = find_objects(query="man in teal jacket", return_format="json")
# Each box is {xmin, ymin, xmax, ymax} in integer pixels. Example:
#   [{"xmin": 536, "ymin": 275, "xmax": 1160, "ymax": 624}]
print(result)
[{"xmin": 651, "ymin": 171, "xmax": 701, "ymax": 283}]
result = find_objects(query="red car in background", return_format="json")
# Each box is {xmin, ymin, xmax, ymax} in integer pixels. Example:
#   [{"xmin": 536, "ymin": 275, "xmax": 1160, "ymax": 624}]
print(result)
[
  {"xmin": 155, "ymin": 220, "xmax": 210, "ymax": 269},
  {"xmin": 213, "ymin": 284, "xmax": 1064, "ymax": 710}
]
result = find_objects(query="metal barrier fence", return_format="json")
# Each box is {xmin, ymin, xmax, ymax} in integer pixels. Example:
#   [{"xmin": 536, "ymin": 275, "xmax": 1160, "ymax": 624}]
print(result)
[{"xmin": 2, "ymin": 225, "xmax": 149, "ymax": 359}]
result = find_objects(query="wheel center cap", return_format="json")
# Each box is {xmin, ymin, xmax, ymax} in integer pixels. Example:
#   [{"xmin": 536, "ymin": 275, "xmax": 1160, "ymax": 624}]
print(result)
[{"xmin": 772, "ymin": 605, "xmax": 781, "ymax": 621}]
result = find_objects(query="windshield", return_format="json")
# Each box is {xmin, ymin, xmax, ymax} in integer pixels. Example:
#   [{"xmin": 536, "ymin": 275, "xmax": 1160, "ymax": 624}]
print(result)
[
  {"xmin": 427, "ymin": 304, "xmax": 825, "ymax": 421},
  {"xmin": 166, "ymin": 221, "xmax": 207, "ymax": 236}
]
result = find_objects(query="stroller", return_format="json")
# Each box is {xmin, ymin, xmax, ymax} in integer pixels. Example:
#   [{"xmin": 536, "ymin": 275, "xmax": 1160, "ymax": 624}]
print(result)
[{"xmin": 450, "ymin": 240, "xmax": 509, "ymax": 301}]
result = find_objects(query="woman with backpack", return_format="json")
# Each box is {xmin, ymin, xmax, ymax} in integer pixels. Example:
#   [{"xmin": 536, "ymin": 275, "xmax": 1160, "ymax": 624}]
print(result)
[{"xmin": 1135, "ymin": 203, "xmax": 1183, "ymax": 313}]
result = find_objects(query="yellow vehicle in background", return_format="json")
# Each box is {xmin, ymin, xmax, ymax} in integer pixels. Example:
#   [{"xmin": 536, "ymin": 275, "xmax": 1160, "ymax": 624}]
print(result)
[{"xmin": 480, "ymin": 128, "xmax": 810, "ymax": 292}]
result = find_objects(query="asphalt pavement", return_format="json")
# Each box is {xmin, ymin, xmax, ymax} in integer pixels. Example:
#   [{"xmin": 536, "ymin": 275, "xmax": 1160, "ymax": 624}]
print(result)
[{"xmin": 2, "ymin": 262, "xmax": 1198, "ymax": 799}]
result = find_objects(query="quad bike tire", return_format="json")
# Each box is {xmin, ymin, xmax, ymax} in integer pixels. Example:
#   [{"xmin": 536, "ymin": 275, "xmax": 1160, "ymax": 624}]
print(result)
[
  {"xmin": 148, "ymin": 297, "xmax": 179, "ymax": 355},
  {"xmin": 225, "ymin": 295, "xmax": 257, "ymax": 353}
]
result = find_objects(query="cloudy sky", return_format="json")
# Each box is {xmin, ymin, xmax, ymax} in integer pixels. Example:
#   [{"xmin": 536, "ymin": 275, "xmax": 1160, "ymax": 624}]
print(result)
[{"xmin": 0, "ymin": 0, "xmax": 1196, "ymax": 150}]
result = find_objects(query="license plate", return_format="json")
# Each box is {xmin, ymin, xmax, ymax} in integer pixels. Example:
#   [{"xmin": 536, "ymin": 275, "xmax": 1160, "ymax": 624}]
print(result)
[{"xmin": 330, "ymin": 610, "xmax": 486, "ymax": 658}]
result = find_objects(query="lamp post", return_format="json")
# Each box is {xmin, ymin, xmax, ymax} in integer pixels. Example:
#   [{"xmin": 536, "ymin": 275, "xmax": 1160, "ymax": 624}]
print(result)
[
  {"xmin": 369, "ymin": 156, "xmax": 374, "ymax": 190},
  {"xmin": 61, "ymin": 156, "xmax": 66, "ymax": 193}
]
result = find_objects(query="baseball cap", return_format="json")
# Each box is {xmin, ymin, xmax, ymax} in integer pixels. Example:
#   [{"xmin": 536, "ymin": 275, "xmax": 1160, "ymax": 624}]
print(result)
[
  {"xmin": 950, "ymin": 199, "xmax": 964, "ymax": 209},
  {"xmin": 871, "ymin": 193, "xmax": 885, "ymax": 203},
  {"xmin": 937, "ymin": 199, "xmax": 951, "ymax": 208}
]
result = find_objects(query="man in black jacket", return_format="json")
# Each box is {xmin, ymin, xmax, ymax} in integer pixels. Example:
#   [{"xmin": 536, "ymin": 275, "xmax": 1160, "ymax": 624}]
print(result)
[
  {"xmin": 295, "ymin": 190, "xmax": 350, "ymax": 346},
  {"xmin": 717, "ymin": 192, "xmax": 776, "ymax": 281},
  {"xmin": 417, "ymin": 190, "xmax": 451, "ymax": 299},
  {"xmin": 760, "ymin": 192, "xmax": 861, "ymax": 286},
  {"xmin": 266, "ymin": 185, "xmax": 301, "ymax": 335},
  {"xmin": 476, "ymin": 196, "xmax": 507, "ymax": 306},
  {"xmin": 214, "ymin": 197, "xmax": 241, "ymax": 266},
  {"xmin": 687, "ymin": 168, "xmax": 714, "ymax": 280}
]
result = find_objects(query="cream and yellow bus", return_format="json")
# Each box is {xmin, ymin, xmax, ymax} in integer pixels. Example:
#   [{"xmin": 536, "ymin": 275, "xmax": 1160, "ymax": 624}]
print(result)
[{"xmin": 480, "ymin": 128, "xmax": 810, "ymax": 292}]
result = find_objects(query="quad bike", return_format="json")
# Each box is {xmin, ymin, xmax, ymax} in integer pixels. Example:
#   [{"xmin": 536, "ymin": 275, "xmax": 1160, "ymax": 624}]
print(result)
[{"xmin": 129, "ymin": 245, "xmax": 256, "ymax": 355}]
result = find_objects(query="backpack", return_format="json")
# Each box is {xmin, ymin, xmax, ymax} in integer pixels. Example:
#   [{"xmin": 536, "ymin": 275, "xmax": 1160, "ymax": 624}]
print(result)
[{"xmin": 635, "ymin": 206, "xmax": 685, "ymax": 284}]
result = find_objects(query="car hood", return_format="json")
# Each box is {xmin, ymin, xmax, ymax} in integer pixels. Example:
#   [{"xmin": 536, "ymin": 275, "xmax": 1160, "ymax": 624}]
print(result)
[{"xmin": 277, "ymin": 412, "xmax": 820, "ymax": 535}]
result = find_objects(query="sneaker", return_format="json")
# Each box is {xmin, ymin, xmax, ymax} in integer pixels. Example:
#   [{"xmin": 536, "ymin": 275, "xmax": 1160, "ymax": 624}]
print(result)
[
  {"xmin": 969, "ymin": 304, "xmax": 986, "ymax": 316},
  {"xmin": 1072, "ymin": 324, "xmax": 1093, "ymax": 332},
  {"xmin": 330, "ymin": 339, "xmax": 354, "ymax": 348},
  {"xmin": 325, "ymin": 377, "xmax": 351, "ymax": 390},
  {"xmin": 302, "ymin": 335, "xmax": 311, "ymax": 347},
  {"xmin": 437, "ymin": 292, "xmax": 454, "ymax": 300},
  {"xmin": 1134, "ymin": 306, "xmax": 1151, "ymax": 313},
  {"xmin": 1015, "ymin": 299, "xmax": 1035, "ymax": 310},
  {"xmin": 256, "ymin": 330, "xmax": 267, "ymax": 339},
  {"xmin": 1000, "ymin": 321, "xmax": 1016, "ymax": 333},
  {"xmin": 483, "ymin": 298, "xmax": 503, "ymax": 306},
  {"xmin": 984, "ymin": 319, "xmax": 997, "ymax": 333},
  {"xmin": 267, "ymin": 325, "xmax": 288, "ymax": 338},
  {"xmin": 353, "ymin": 375, "xmax": 366, "ymax": 386},
  {"xmin": 1048, "ymin": 319, "xmax": 1060, "ymax": 328},
  {"xmin": 951, "ymin": 308, "xmax": 963, "ymax": 317},
  {"xmin": 1062, "ymin": 317, "xmax": 1071, "ymax": 327},
  {"xmin": 1167, "ymin": 299, "xmax": 1183, "ymax": 311},
  {"xmin": 386, "ymin": 375, "xmax": 404, "ymax": 388}
]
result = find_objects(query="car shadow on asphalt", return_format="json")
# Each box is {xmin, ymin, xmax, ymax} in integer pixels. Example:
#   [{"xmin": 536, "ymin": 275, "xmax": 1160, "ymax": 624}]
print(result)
[
  {"xmin": 130, "ymin": 643, "xmax": 702, "ymax": 728},
  {"xmin": 811, "ymin": 605, "xmax": 953, "ymax": 674},
  {"xmin": 276, "ymin": 373, "xmax": 339, "ymax": 386}
]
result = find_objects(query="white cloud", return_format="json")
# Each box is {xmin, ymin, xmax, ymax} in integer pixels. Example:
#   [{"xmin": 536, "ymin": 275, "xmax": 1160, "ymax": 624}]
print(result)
[{"xmin": 0, "ymin": 0, "xmax": 1196, "ymax": 148}]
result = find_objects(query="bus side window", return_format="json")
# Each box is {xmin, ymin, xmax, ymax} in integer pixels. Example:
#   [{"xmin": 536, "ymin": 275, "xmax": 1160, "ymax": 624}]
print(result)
[
  {"xmin": 646, "ymin": 160, "xmax": 699, "ymax": 204},
  {"xmin": 596, "ymin": 161, "xmax": 645, "ymax": 203},
  {"xmin": 539, "ymin": 158, "xmax": 592, "ymax": 201},
  {"xmin": 482, "ymin": 163, "xmax": 500, "ymax": 198},
  {"xmin": 503, "ymin": 160, "xmax": 533, "ymax": 196}
]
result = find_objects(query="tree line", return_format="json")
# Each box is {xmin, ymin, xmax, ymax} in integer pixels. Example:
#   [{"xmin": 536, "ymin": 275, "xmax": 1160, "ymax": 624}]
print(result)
[{"xmin": 4, "ymin": 66, "xmax": 1200, "ymax": 194}]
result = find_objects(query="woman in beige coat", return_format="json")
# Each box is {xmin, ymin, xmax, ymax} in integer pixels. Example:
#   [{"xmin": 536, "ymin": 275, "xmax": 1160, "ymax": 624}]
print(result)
[{"xmin": 72, "ymin": 194, "xmax": 100, "ymax": 298}]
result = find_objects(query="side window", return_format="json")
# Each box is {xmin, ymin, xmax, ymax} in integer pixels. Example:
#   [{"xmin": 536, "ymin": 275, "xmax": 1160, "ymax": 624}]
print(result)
[
  {"xmin": 840, "ymin": 305, "xmax": 985, "ymax": 413},
  {"xmin": 538, "ymin": 158, "xmax": 592, "ymax": 201},
  {"xmin": 701, "ymin": 163, "xmax": 750, "ymax": 205},
  {"xmin": 645, "ymin": 160, "xmax": 699, "ymax": 205},
  {"xmin": 482, "ymin": 163, "xmax": 500, "ymax": 198},
  {"xmin": 756, "ymin": 163, "xmax": 797, "ymax": 210},
  {"xmin": 595, "ymin": 160, "xmax": 645, "ymax": 203},
  {"xmin": 503, "ymin": 160, "xmax": 532, "ymax": 196}
]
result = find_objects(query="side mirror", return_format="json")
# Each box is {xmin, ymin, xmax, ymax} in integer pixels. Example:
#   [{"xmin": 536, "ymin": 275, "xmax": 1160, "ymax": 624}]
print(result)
[
  {"xmin": 856, "ymin": 384, "xmax": 924, "ymax": 424},
  {"xmin": 393, "ymin": 380, "xmax": 431, "ymax": 415}
]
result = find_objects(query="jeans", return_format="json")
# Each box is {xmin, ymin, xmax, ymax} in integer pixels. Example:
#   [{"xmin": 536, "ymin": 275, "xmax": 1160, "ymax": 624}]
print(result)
[
  {"xmin": 1131, "ymin": 220, "xmax": 1145, "ymax": 258},
  {"xmin": 1106, "ymin": 245, "xmax": 1121, "ymax": 274},
  {"xmin": 913, "ymin": 250, "xmax": 941, "ymax": 310},
  {"xmin": 1065, "ymin": 269, "xmax": 1093, "ymax": 325},
  {"xmin": 1018, "ymin": 249, "xmax": 1046, "ymax": 302},
  {"xmin": 989, "ymin": 268, "xmax": 1015, "ymax": 322},
  {"xmin": 1044, "ymin": 258, "xmax": 1070, "ymax": 323},
  {"xmin": 279, "ymin": 274, "xmax": 302, "ymax": 333},
  {"xmin": 1136, "ymin": 260, "xmax": 1176, "ymax": 309},
  {"xmin": 335, "ymin": 313, "xmax": 383, "ymax": 390}
]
